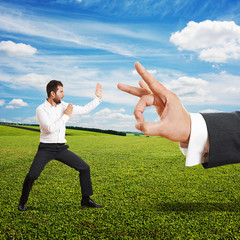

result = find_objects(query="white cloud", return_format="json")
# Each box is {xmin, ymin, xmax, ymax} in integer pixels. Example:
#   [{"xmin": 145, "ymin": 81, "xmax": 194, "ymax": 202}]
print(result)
[
  {"xmin": 0, "ymin": 118, "xmax": 12, "ymax": 122},
  {"xmin": 14, "ymin": 117, "xmax": 22, "ymax": 121},
  {"xmin": 223, "ymin": 87, "xmax": 240, "ymax": 94},
  {"xmin": 94, "ymin": 108, "xmax": 112, "ymax": 115},
  {"xmin": 148, "ymin": 70, "xmax": 157, "ymax": 75},
  {"xmin": 7, "ymin": 99, "xmax": 28, "ymax": 109},
  {"xmin": 170, "ymin": 20, "xmax": 240, "ymax": 63},
  {"xmin": 0, "ymin": 61, "xmax": 139, "ymax": 105},
  {"xmin": 9, "ymin": 99, "xmax": 28, "ymax": 107},
  {"xmin": 200, "ymin": 71, "xmax": 240, "ymax": 105},
  {"xmin": 94, "ymin": 108, "xmax": 134, "ymax": 120},
  {"xmin": 17, "ymin": 73, "xmax": 52, "ymax": 88},
  {"xmin": 0, "ymin": 71, "xmax": 52, "ymax": 89},
  {"xmin": 0, "ymin": 6, "xmax": 156, "ymax": 57},
  {"xmin": 0, "ymin": 41, "xmax": 37, "ymax": 57},
  {"xmin": 212, "ymin": 64, "xmax": 222, "ymax": 69},
  {"xmin": 67, "ymin": 114, "xmax": 91, "ymax": 125},
  {"xmin": 66, "ymin": 107, "xmax": 133, "ymax": 129},
  {"xmin": 0, "ymin": 4, "xmax": 170, "ymax": 58},
  {"xmin": 6, "ymin": 105, "xmax": 15, "ymax": 109},
  {"xmin": 0, "ymin": 49, "xmax": 239, "ymax": 107},
  {"xmin": 64, "ymin": 107, "xmax": 136, "ymax": 132},
  {"xmin": 0, "ymin": 100, "xmax": 5, "ymax": 106},
  {"xmin": 100, "ymin": 121, "xmax": 137, "ymax": 132},
  {"xmin": 23, "ymin": 116, "xmax": 37, "ymax": 124},
  {"xmin": 78, "ymin": 119, "xmax": 137, "ymax": 132},
  {"xmin": 94, "ymin": 108, "xmax": 125, "ymax": 116},
  {"xmin": 165, "ymin": 76, "xmax": 215, "ymax": 104},
  {"xmin": 145, "ymin": 107, "xmax": 157, "ymax": 114}
]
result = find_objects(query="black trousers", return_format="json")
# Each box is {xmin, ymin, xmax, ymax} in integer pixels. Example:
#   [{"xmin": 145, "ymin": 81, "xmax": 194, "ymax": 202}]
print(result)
[{"xmin": 19, "ymin": 143, "xmax": 93, "ymax": 204}]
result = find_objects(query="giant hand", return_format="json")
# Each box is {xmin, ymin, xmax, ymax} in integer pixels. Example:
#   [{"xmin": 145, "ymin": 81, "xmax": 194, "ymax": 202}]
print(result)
[{"xmin": 117, "ymin": 62, "xmax": 191, "ymax": 143}]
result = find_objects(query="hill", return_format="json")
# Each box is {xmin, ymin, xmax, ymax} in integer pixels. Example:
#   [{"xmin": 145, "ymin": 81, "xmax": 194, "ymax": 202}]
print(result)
[
  {"xmin": 1, "ymin": 125, "xmax": 240, "ymax": 239},
  {"xmin": 0, "ymin": 122, "xmax": 127, "ymax": 136}
]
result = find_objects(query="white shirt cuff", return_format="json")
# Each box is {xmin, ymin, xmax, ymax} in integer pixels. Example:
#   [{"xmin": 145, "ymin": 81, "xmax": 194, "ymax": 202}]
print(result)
[
  {"xmin": 180, "ymin": 113, "xmax": 209, "ymax": 167},
  {"xmin": 96, "ymin": 96, "xmax": 102, "ymax": 102},
  {"xmin": 62, "ymin": 114, "xmax": 70, "ymax": 123}
]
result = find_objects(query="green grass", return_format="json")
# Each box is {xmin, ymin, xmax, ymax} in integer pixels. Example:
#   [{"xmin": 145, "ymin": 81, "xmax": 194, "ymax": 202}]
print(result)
[{"xmin": 1, "ymin": 125, "xmax": 240, "ymax": 239}]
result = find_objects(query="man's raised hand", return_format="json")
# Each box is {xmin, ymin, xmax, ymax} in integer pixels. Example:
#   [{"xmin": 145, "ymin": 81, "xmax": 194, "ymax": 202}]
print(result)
[
  {"xmin": 95, "ymin": 83, "xmax": 103, "ymax": 99},
  {"xmin": 117, "ymin": 62, "xmax": 191, "ymax": 143}
]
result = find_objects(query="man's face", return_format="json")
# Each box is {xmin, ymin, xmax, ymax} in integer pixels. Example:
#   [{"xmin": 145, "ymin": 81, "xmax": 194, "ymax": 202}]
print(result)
[{"xmin": 53, "ymin": 86, "xmax": 64, "ymax": 104}]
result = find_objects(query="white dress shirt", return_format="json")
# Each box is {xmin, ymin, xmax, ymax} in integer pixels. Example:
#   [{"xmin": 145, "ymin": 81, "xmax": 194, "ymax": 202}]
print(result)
[
  {"xmin": 180, "ymin": 113, "xmax": 209, "ymax": 167},
  {"xmin": 36, "ymin": 97, "xmax": 101, "ymax": 143}
]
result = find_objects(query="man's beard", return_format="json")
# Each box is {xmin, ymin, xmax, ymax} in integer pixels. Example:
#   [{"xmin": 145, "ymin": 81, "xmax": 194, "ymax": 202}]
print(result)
[{"xmin": 53, "ymin": 98, "xmax": 61, "ymax": 104}]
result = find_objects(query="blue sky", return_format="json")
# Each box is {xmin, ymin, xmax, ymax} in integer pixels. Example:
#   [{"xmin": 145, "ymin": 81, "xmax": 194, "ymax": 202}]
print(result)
[{"xmin": 0, "ymin": 0, "xmax": 240, "ymax": 132}]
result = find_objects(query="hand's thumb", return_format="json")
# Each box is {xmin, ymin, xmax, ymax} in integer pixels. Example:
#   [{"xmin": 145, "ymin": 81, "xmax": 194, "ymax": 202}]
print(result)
[{"xmin": 135, "ymin": 122, "xmax": 162, "ymax": 136}]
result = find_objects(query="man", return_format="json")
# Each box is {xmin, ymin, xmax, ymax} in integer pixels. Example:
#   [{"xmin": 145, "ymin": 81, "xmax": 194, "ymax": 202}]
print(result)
[
  {"xmin": 18, "ymin": 80, "xmax": 103, "ymax": 211},
  {"xmin": 118, "ymin": 62, "xmax": 240, "ymax": 168}
]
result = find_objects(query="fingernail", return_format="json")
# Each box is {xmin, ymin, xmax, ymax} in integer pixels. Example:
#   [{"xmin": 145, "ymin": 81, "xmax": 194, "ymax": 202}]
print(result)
[
  {"xmin": 135, "ymin": 62, "xmax": 146, "ymax": 75},
  {"xmin": 135, "ymin": 61, "xmax": 142, "ymax": 68}
]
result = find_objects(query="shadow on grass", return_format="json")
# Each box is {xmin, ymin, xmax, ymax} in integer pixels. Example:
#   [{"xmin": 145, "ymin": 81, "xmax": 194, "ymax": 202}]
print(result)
[
  {"xmin": 20, "ymin": 200, "xmax": 240, "ymax": 213},
  {"xmin": 155, "ymin": 201, "xmax": 240, "ymax": 212},
  {"xmin": 18, "ymin": 202, "xmax": 94, "ymax": 212}
]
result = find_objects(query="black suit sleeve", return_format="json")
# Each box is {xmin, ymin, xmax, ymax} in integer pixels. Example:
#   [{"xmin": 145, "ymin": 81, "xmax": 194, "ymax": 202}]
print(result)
[{"xmin": 200, "ymin": 111, "xmax": 240, "ymax": 169}]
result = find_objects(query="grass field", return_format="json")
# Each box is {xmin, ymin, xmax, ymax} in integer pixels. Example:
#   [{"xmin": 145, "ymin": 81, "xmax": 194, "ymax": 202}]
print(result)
[{"xmin": 1, "ymin": 125, "xmax": 240, "ymax": 239}]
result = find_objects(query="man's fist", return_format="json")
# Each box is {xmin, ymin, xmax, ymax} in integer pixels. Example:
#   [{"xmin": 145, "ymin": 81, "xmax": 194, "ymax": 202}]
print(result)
[{"xmin": 64, "ymin": 103, "xmax": 73, "ymax": 117}]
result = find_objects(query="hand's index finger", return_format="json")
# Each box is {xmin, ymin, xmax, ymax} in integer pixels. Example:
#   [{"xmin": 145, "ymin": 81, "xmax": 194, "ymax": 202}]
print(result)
[
  {"xmin": 135, "ymin": 62, "xmax": 168, "ymax": 97},
  {"xmin": 134, "ymin": 95, "xmax": 154, "ymax": 122},
  {"xmin": 117, "ymin": 83, "xmax": 150, "ymax": 97}
]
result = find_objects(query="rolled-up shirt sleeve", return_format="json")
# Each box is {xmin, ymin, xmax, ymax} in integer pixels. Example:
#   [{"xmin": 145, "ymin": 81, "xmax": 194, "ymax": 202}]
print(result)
[
  {"xmin": 179, "ymin": 113, "xmax": 209, "ymax": 167},
  {"xmin": 72, "ymin": 97, "xmax": 101, "ymax": 115}
]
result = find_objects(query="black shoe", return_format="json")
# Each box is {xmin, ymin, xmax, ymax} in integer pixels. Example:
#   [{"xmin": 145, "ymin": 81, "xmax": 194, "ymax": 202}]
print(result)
[
  {"xmin": 18, "ymin": 203, "xmax": 27, "ymax": 211},
  {"xmin": 81, "ymin": 198, "xmax": 103, "ymax": 208}
]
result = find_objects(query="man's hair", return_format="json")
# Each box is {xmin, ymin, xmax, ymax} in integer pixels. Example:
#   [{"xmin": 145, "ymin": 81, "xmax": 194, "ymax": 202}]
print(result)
[{"xmin": 46, "ymin": 80, "xmax": 63, "ymax": 97}]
